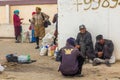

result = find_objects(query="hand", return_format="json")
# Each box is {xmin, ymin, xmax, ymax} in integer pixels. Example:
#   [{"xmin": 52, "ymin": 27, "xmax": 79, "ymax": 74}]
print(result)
[
  {"xmin": 75, "ymin": 45, "xmax": 80, "ymax": 49},
  {"xmin": 29, "ymin": 19, "xmax": 31, "ymax": 22},
  {"xmin": 21, "ymin": 18, "xmax": 24, "ymax": 20},
  {"xmin": 98, "ymin": 52, "xmax": 103, "ymax": 57}
]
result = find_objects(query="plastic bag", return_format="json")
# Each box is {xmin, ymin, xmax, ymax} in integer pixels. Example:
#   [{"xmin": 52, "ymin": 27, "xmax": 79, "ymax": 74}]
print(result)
[
  {"xmin": 48, "ymin": 45, "xmax": 56, "ymax": 56},
  {"xmin": 0, "ymin": 64, "xmax": 4, "ymax": 72},
  {"xmin": 42, "ymin": 33, "xmax": 54, "ymax": 46},
  {"xmin": 109, "ymin": 53, "xmax": 116, "ymax": 64},
  {"xmin": 40, "ymin": 46, "xmax": 48, "ymax": 56}
]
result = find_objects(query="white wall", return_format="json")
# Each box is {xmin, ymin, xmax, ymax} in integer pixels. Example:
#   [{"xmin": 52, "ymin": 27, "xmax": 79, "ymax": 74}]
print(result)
[
  {"xmin": 58, "ymin": 0, "xmax": 120, "ymax": 60},
  {"xmin": 0, "ymin": 24, "xmax": 55, "ymax": 37}
]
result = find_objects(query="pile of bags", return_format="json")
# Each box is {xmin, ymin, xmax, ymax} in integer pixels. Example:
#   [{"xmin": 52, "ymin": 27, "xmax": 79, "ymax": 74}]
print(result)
[
  {"xmin": 39, "ymin": 33, "xmax": 59, "ymax": 58},
  {"xmin": 21, "ymin": 31, "xmax": 30, "ymax": 43}
]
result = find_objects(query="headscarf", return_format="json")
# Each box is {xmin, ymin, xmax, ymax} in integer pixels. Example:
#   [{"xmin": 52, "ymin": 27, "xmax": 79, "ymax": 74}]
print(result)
[
  {"xmin": 36, "ymin": 7, "xmax": 41, "ymax": 11},
  {"xmin": 14, "ymin": 10, "xmax": 19, "ymax": 15},
  {"xmin": 32, "ymin": 12, "xmax": 36, "ymax": 15}
]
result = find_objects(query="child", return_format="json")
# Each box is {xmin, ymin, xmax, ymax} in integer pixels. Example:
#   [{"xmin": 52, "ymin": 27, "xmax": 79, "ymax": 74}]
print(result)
[{"xmin": 29, "ymin": 12, "xmax": 36, "ymax": 43}]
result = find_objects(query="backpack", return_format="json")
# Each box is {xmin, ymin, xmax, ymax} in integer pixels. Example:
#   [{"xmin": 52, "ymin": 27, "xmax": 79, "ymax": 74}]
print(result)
[{"xmin": 6, "ymin": 54, "xmax": 18, "ymax": 62}]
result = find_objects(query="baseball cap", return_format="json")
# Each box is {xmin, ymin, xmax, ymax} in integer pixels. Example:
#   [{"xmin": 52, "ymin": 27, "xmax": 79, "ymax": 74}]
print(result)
[{"xmin": 96, "ymin": 35, "xmax": 103, "ymax": 42}]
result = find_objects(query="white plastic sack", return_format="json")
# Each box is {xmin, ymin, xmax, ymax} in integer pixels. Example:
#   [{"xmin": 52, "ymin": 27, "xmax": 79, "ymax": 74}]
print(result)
[
  {"xmin": 40, "ymin": 46, "xmax": 48, "ymax": 56},
  {"xmin": 109, "ymin": 53, "xmax": 116, "ymax": 64},
  {"xmin": 0, "ymin": 64, "xmax": 4, "ymax": 72},
  {"xmin": 21, "ymin": 31, "xmax": 30, "ymax": 43},
  {"xmin": 42, "ymin": 33, "xmax": 54, "ymax": 46}
]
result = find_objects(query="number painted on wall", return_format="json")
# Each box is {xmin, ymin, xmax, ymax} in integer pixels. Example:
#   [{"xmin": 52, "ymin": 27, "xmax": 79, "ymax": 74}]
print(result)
[{"xmin": 74, "ymin": 0, "xmax": 120, "ymax": 11}]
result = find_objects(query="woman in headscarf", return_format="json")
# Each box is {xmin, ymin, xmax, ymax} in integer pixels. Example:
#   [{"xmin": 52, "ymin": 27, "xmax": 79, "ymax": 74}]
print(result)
[
  {"xmin": 13, "ymin": 10, "xmax": 23, "ymax": 43},
  {"xmin": 32, "ymin": 7, "xmax": 49, "ymax": 49}
]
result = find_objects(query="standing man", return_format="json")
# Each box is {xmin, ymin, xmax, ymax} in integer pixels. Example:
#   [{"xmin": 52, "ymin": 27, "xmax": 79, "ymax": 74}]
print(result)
[
  {"xmin": 52, "ymin": 13, "xmax": 58, "ymax": 45},
  {"xmin": 32, "ymin": 7, "xmax": 49, "ymax": 49},
  {"xmin": 76, "ymin": 25, "xmax": 95, "ymax": 61},
  {"xmin": 93, "ymin": 35, "xmax": 114, "ymax": 67}
]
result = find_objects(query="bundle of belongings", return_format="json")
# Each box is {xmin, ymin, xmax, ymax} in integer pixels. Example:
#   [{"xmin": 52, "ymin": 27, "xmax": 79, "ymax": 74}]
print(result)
[
  {"xmin": 6, "ymin": 54, "xmax": 36, "ymax": 64},
  {"xmin": 21, "ymin": 30, "xmax": 30, "ymax": 43},
  {"xmin": 40, "ymin": 33, "xmax": 56, "ymax": 56},
  {"xmin": 39, "ymin": 33, "xmax": 60, "ymax": 61}
]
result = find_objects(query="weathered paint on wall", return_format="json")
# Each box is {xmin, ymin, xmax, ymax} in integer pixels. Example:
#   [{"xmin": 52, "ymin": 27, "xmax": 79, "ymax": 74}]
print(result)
[
  {"xmin": 10, "ymin": 4, "xmax": 57, "ymax": 24},
  {"xmin": 0, "ymin": 6, "xmax": 6, "ymax": 24},
  {"xmin": 58, "ymin": 0, "xmax": 120, "ymax": 60},
  {"xmin": 0, "ymin": 4, "xmax": 57, "ymax": 24}
]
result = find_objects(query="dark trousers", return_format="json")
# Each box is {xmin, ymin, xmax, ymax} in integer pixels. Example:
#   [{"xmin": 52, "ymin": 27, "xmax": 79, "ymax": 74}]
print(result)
[
  {"xmin": 36, "ymin": 37, "xmax": 39, "ymax": 46},
  {"xmin": 77, "ymin": 56, "xmax": 85, "ymax": 74}
]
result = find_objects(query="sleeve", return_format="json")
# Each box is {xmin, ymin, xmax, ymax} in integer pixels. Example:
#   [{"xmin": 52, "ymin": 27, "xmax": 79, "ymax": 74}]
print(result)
[
  {"xmin": 95, "ymin": 43, "xmax": 99, "ymax": 55},
  {"xmin": 76, "ymin": 48, "xmax": 84, "ymax": 57},
  {"xmin": 58, "ymin": 48, "xmax": 63, "ymax": 62},
  {"xmin": 42, "ymin": 12, "xmax": 49, "ymax": 20},
  {"xmin": 85, "ymin": 33, "xmax": 92, "ymax": 46},
  {"xmin": 31, "ymin": 15, "xmax": 35, "ymax": 24},
  {"xmin": 107, "ymin": 41, "xmax": 114, "ymax": 58},
  {"xmin": 14, "ymin": 15, "xmax": 21, "ymax": 23},
  {"xmin": 76, "ymin": 33, "xmax": 80, "ymax": 45},
  {"xmin": 109, "ymin": 41, "xmax": 114, "ymax": 53},
  {"xmin": 52, "ymin": 14, "xmax": 57, "ymax": 23}
]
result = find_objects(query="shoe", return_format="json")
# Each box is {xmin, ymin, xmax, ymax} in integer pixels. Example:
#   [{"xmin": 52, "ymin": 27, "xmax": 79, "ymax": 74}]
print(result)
[
  {"xmin": 75, "ymin": 74, "xmax": 84, "ymax": 77},
  {"xmin": 15, "ymin": 41, "xmax": 20, "ymax": 43},
  {"xmin": 92, "ymin": 60, "xmax": 97, "ymax": 66},
  {"xmin": 105, "ymin": 61, "xmax": 111, "ymax": 67},
  {"xmin": 35, "ymin": 46, "xmax": 39, "ymax": 49}
]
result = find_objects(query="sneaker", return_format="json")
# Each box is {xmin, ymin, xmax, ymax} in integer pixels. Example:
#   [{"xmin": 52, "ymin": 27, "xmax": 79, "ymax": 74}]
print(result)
[
  {"xmin": 35, "ymin": 46, "xmax": 39, "ymax": 49},
  {"xmin": 75, "ymin": 74, "xmax": 84, "ymax": 77},
  {"xmin": 92, "ymin": 60, "xmax": 97, "ymax": 66}
]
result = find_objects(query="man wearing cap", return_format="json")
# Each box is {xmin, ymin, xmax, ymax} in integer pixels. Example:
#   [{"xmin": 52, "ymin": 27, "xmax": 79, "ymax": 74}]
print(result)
[
  {"xmin": 93, "ymin": 35, "xmax": 114, "ymax": 67},
  {"xmin": 76, "ymin": 25, "xmax": 95, "ymax": 61},
  {"xmin": 59, "ymin": 37, "xmax": 84, "ymax": 77}
]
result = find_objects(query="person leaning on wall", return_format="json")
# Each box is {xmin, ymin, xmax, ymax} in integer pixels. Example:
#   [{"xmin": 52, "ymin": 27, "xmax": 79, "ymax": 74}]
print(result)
[
  {"xmin": 75, "ymin": 25, "xmax": 95, "ymax": 62},
  {"xmin": 93, "ymin": 34, "xmax": 115, "ymax": 67}
]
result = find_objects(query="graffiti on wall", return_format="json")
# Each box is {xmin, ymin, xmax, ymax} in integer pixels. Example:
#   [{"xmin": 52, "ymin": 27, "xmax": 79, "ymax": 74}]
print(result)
[{"xmin": 74, "ymin": 0, "xmax": 120, "ymax": 11}]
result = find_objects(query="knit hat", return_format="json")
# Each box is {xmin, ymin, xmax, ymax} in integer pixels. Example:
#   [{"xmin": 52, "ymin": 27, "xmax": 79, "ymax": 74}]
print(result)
[{"xmin": 67, "ymin": 37, "xmax": 75, "ymax": 46}]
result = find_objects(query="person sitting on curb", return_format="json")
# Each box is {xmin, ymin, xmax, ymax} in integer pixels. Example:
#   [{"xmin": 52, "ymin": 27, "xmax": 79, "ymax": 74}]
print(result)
[
  {"xmin": 58, "ymin": 37, "xmax": 84, "ymax": 77},
  {"xmin": 93, "ymin": 35, "xmax": 115, "ymax": 67}
]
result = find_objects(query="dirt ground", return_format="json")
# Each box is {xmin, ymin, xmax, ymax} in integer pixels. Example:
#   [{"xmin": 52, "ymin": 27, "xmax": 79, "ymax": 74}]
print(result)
[{"xmin": 0, "ymin": 39, "xmax": 120, "ymax": 80}]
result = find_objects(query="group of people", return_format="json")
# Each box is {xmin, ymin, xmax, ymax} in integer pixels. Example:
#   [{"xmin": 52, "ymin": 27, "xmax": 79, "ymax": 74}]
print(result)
[
  {"xmin": 58, "ymin": 25, "xmax": 115, "ymax": 77},
  {"xmin": 13, "ymin": 7, "xmax": 115, "ymax": 77},
  {"xmin": 13, "ymin": 7, "xmax": 58, "ymax": 48}
]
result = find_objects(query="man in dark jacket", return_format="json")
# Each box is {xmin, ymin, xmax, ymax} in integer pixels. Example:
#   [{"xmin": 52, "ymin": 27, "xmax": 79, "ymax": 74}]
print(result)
[
  {"xmin": 76, "ymin": 25, "xmax": 95, "ymax": 61},
  {"xmin": 52, "ymin": 13, "xmax": 58, "ymax": 45},
  {"xmin": 59, "ymin": 37, "xmax": 84, "ymax": 77},
  {"xmin": 93, "ymin": 35, "xmax": 114, "ymax": 67}
]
